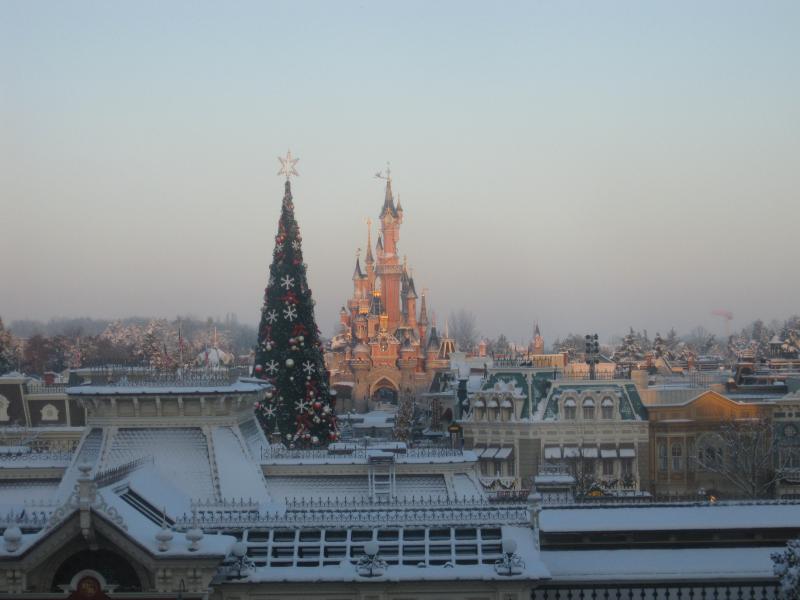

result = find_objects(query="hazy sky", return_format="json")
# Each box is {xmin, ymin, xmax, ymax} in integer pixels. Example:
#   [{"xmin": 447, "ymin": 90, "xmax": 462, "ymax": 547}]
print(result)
[{"xmin": 2, "ymin": 1, "xmax": 799, "ymax": 343}]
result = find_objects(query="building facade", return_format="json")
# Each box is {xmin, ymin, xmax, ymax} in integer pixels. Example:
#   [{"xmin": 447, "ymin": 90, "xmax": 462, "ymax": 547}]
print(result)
[{"xmin": 459, "ymin": 364, "xmax": 650, "ymax": 494}]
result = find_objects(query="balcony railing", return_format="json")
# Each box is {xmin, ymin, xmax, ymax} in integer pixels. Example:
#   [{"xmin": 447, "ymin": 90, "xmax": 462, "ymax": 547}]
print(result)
[
  {"xmin": 25, "ymin": 383, "xmax": 68, "ymax": 394},
  {"xmin": 174, "ymin": 498, "xmax": 530, "ymax": 530},
  {"xmin": 532, "ymin": 582, "xmax": 778, "ymax": 600}
]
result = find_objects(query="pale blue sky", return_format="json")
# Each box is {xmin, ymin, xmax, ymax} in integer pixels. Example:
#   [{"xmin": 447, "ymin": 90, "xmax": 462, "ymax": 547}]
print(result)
[{"xmin": 1, "ymin": 1, "xmax": 799, "ymax": 343}]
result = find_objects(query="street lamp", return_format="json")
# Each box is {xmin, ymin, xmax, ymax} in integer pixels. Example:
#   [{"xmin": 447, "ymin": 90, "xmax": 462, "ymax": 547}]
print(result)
[
  {"xmin": 494, "ymin": 537, "xmax": 525, "ymax": 575},
  {"xmin": 357, "ymin": 540, "xmax": 387, "ymax": 577}
]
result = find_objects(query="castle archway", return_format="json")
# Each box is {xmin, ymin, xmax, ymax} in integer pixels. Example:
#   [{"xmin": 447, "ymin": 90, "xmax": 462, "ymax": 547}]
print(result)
[{"xmin": 370, "ymin": 378, "xmax": 399, "ymax": 406}]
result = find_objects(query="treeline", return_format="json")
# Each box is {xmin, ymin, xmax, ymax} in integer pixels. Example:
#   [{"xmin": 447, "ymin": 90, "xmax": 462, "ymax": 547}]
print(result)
[{"xmin": 0, "ymin": 315, "xmax": 257, "ymax": 376}]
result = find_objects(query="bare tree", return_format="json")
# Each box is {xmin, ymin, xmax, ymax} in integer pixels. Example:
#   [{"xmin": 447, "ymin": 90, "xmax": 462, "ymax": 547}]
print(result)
[
  {"xmin": 447, "ymin": 309, "xmax": 478, "ymax": 352},
  {"xmin": 563, "ymin": 452, "xmax": 598, "ymax": 497},
  {"xmin": 694, "ymin": 419, "xmax": 788, "ymax": 499}
]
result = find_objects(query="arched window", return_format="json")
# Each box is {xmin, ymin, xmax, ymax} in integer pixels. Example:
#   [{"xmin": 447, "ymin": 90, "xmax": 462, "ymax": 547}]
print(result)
[
  {"xmin": 671, "ymin": 442, "xmax": 683, "ymax": 472},
  {"xmin": 582, "ymin": 398, "xmax": 595, "ymax": 420},
  {"xmin": 658, "ymin": 443, "xmax": 668, "ymax": 472},
  {"xmin": 563, "ymin": 398, "xmax": 576, "ymax": 420},
  {"xmin": 601, "ymin": 397, "xmax": 614, "ymax": 420}
]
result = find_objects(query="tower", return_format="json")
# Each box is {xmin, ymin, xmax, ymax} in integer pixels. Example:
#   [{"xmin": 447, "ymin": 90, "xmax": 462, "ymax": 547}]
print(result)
[{"xmin": 376, "ymin": 171, "xmax": 404, "ymax": 332}]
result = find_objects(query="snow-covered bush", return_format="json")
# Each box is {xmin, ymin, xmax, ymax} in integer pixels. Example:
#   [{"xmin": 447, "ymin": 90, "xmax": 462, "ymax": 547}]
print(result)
[{"xmin": 772, "ymin": 538, "xmax": 800, "ymax": 598}]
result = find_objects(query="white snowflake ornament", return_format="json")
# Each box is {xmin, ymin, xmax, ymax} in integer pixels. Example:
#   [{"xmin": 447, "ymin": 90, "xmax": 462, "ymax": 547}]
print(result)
[
  {"xmin": 280, "ymin": 275, "xmax": 295, "ymax": 290},
  {"xmin": 265, "ymin": 310, "xmax": 278, "ymax": 324},
  {"xmin": 302, "ymin": 361, "xmax": 315, "ymax": 375},
  {"xmin": 283, "ymin": 305, "xmax": 298, "ymax": 321},
  {"xmin": 265, "ymin": 360, "xmax": 279, "ymax": 375}
]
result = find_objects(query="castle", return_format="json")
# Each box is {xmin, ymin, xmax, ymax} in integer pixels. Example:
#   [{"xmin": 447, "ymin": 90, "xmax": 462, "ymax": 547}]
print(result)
[{"xmin": 327, "ymin": 172, "xmax": 453, "ymax": 413}]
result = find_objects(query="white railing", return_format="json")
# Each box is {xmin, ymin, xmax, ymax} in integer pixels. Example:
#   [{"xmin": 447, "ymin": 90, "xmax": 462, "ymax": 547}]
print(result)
[{"xmin": 174, "ymin": 503, "xmax": 530, "ymax": 530}]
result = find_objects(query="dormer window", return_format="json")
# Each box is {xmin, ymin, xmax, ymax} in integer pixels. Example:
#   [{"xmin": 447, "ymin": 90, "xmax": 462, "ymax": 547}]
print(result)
[
  {"xmin": 582, "ymin": 398, "xmax": 595, "ymax": 420},
  {"xmin": 601, "ymin": 397, "xmax": 614, "ymax": 419},
  {"xmin": 563, "ymin": 398, "xmax": 576, "ymax": 420}
]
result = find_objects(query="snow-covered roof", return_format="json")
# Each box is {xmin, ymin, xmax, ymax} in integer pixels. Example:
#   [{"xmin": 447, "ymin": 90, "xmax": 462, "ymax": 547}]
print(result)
[
  {"xmin": 542, "ymin": 547, "xmax": 780, "ymax": 582},
  {"xmin": 540, "ymin": 502, "xmax": 800, "ymax": 533},
  {"xmin": 66, "ymin": 379, "xmax": 268, "ymax": 395}
]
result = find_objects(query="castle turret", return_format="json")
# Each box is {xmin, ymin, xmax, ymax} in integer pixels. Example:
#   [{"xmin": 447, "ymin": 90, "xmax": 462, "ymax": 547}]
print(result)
[
  {"xmin": 405, "ymin": 275, "xmax": 418, "ymax": 329},
  {"xmin": 418, "ymin": 292, "xmax": 429, "ymax": 343},
  {"xmin": 365, "ymin": 219, "xmax": 376, "ymax": 290},
  {"xmin": 376, "ymin": 175, "xmax": 403, "ymax": 331}
]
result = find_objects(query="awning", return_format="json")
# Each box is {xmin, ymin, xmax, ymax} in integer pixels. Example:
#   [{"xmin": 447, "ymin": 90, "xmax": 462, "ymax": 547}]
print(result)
[
  {"xmin": 495, "ymin": 447, "xmax": 513, "ymax": 460},
  {"xmin": 601, "ymin": 397, "xmax": 614, "ymax": 407},
  {"xmin": 619, "ymin": 447, "xmax": 636, "ymax": 458},
  {"xmin": 544, "ymin": 446, "xmax": 562, "ymax": 459},
  {"xmin": 563, "ymin": 446, "xmax": 580, "ymax": 458},
  {"xmin": 472, "ymin": 399, "xmax": 485, "ymax": 408},
  {"xmin": 581, "ymin": 447, "xmax": 599, "ymax": 458},
  {"xmin": 600, "ymin": 448, "xmax": 618, "ymax": 458},
  {"xmin": 486, "ymin": 400, "xmax": 498, "ymax": 408},
  {"xmin": 563, "ymin": 398, "xmax": 576, "ymax": 407},
  {"xmin": 481, "ymin": 447, "xmax": 499, "ymax": 459},
  {"xmin": 500, "ymin": 400, "xmax": 513, "ymax": 408},
  {"xmin": 582, "ymin": 398, "xmax": 595, "ymax": 407}
]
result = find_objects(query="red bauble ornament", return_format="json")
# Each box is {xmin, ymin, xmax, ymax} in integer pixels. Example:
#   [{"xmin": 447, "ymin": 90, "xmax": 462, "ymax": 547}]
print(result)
[{"xmin": 313, "ymin": 401, "xmax": 321, "ymax": 410}]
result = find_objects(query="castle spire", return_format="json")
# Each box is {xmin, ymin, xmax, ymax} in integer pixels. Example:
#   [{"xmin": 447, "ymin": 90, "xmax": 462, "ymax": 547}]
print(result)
[
  {"xmin": 418, "ymin": 291, "xmax": 429, "ymax": 325},
  {"xmin": 365, "ymin": 218, "xmax": 374, "ymax": 264},
  {"xmin": 377, "ymin": 163, "xmax": 397, "ymax": 218},
  {"xmin": 352, "ymin": 251, "xmax": 364, "ymax": 279}
]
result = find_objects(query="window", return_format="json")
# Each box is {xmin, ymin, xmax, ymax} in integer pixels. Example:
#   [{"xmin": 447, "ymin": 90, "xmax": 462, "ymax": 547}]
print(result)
[
  {"xmin": 658, "ymin": 443, "xmax": 668, "ymax": 472},
  {"xmin": 601, "ymin": 397, "xmax": 614, "ymax": 420},
  {"xmin": 582, "ymin": 398, "xmax": 595, "ymax": 420},
  {"xmin": 40, "ymin": 403, "xmax": 59, "ymax": 422},
  {"xmin": 621, "ymin": 458, "xmax": 633, "ymax": 477},
  {"xmin": 563, "ymin": 398, "xmax": 576, "ymax": 420},
  {"xmin": 671, "ymin": 443, "xmax": 683, "ymax": 472},
  {"xmin": 781, "ymin": 448, "xmax": 800, "ymax": 469},
  {"xmin": 602, "ymin": 459, "xmax": 614, "ymax": 476}
]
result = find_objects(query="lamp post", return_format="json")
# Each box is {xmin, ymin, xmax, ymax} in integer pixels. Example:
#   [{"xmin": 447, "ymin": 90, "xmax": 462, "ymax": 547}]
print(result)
[
  {"xmin": 494, "ymin": 537, "xmax": 525, "ymax": 575},
  {"xmin": 357, "ymin": 540, "xmax": 387, "ymax": 577},
  {"xmin": 585, "ymin": 334, "xmax": 600, "ymax": 380}
]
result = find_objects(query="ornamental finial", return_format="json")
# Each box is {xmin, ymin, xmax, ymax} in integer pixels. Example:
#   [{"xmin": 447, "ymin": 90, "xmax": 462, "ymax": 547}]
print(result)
[
  {"xmin": 374, "ymin": 161, "xmax": 391, "ymax": 182},
  {"xmin": 278, "ymin": 150, "xmax": 300, "ymax": 180}
]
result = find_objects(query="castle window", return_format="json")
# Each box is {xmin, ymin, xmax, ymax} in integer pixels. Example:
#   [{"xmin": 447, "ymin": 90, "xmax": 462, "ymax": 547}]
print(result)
[
  {"xmin": 0, "ymin": 395, "xmax": 9, "ymax": 422},
  {"xmin": 602, "ymin": 459, "xmax": 614, "ymax": 476},
  {"xmin": 582, "ymin": 398, "xmax": 595, "ymax": 420},
  {"xmin": 601, "ymin": 397, "xmax": 614, "ymax": 420},
  {"xmin": 40, "ymin": 403, "xmax": 59, "ymax": 422}
]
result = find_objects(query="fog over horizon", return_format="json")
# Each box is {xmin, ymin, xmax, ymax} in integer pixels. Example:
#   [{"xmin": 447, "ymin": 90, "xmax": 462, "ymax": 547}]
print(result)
[{"xmin": 2, "ymin": 1, "xmax": 798, "ymax": 345}]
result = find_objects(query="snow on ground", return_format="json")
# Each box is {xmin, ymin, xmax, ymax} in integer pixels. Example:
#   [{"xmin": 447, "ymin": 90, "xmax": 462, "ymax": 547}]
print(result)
[
  {"xmin": 540, "ymin": 503, "xmax": 800, "ymax": 532},
  {"xmin": 541, "ymin": 547, "xmax": 781, "ymax": 582}
]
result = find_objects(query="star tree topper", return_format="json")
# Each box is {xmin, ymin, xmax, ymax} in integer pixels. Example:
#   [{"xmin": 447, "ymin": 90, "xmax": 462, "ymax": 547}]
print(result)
[{"xmin": 278, "ymin": 150, "xmax": 300, "ymax": 180}]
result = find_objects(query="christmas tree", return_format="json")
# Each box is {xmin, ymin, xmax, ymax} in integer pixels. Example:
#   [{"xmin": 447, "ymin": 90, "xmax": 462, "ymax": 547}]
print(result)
[{"xmin": 252, "ymin": 153, "xmax": 338, "ymax": 446}]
